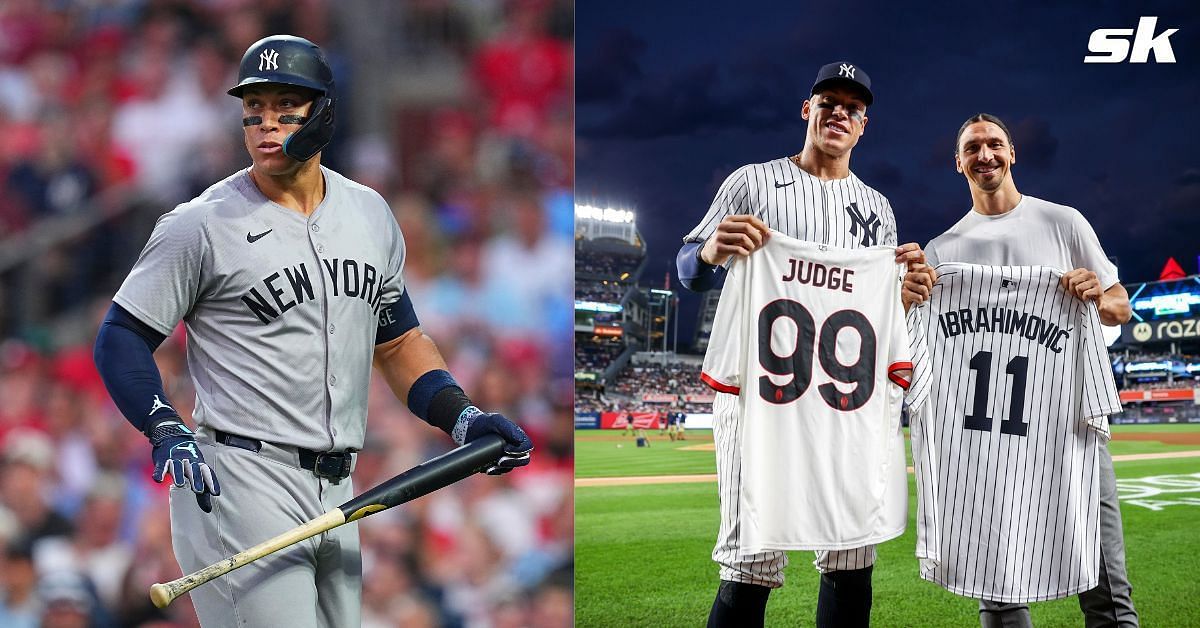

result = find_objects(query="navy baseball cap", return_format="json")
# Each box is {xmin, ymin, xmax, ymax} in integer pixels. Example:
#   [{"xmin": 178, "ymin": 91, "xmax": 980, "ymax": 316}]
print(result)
[{"xmin": 811, "ymin": 62, "xmax": 873, "ymax": 106}]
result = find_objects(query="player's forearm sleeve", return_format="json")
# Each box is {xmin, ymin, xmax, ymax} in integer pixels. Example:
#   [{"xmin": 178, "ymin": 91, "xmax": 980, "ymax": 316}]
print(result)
[
  {"xmin": 677, "ymin": 241, "xmax": 724, "ymax": 292},
  {"xmin": 93, "ymin": 302, "xmax": 177, "ymax": 434}
]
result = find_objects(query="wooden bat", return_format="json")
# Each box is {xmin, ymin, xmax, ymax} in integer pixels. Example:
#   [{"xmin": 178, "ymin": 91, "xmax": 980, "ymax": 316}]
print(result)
[{"xmin": 149, "ymin": 434, "xmax": 507, "ymax": 608}]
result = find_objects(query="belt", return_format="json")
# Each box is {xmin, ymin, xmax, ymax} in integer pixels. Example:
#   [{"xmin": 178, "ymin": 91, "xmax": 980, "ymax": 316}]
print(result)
[{"xmin": 213, "ymin": 429, "xmax": 353, "ymax": 483}]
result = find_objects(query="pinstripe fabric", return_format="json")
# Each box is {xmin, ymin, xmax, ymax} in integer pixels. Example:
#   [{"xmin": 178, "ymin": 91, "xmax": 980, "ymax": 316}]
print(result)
[
  {"xmin": 908, "ymin": 264, "xmax": 1120, "ymax": 603},
  {"xmin": 683, "ymin": 158, "xmax": 898, "ymax": 251},
  {"xmin": 687, "ymin": 158, "xmax": 899, "ymax": 585},
  {"xmin": 702, "ymin": 238, "xmax": 911, "ymax": 553}
]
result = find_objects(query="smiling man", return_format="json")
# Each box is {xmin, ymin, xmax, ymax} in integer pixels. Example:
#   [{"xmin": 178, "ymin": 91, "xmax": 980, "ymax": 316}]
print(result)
[
  {"xmin": 917, "ymin": 113, "xmax": 1137, "ymax": 627},
  {"xmin": 92, "ymin": 35, "xmax": 532, "ymax": 627},
  {"xmin": 677, "ymin": 61, "xmax": 934, "ymax": 628}
]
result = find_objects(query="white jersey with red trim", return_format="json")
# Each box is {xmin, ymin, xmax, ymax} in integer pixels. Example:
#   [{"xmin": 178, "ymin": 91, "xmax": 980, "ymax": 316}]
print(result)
[
  {"xmin": 906, "ymin": 263, "xmax": 1121, "ymax": 602},
  {"xmin": 701, "ymin": 233, "xmax": 912, "ymax": 552}
]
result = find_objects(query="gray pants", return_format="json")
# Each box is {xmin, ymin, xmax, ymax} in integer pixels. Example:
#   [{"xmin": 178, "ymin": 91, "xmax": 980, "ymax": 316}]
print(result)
[
  {"xmin": 979, "ymin": 443, "xmax": 1138, "ymax": 627},
  {"xmin": 169, "ymin": 429, "xmax": 361, "ymax": 628}
]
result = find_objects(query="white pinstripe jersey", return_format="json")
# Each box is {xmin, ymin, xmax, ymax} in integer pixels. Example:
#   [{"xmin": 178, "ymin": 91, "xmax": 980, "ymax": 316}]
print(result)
[
  {"xmin": 683, "ymin": 157, "xmax": 898, "ymax": 249},
  {"xmin": 906, "ymin": 264, "xmax": 1121, "ymax": 603},
  {"xmin": 701, "ymin": 234, "xmax": 913, "ymax": 553}
]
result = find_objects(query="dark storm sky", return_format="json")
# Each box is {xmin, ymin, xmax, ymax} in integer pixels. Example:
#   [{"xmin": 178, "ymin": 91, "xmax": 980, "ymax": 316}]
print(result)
[{"xmin": 576, "ymin": 1, "xmax": 1200, "ymax": 350}]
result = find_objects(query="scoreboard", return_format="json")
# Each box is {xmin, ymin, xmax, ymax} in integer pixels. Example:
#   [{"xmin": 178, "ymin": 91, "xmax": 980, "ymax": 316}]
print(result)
[{"xmin": 1129, "ymin": 276, "xmax": 1200, "ymax": 321}]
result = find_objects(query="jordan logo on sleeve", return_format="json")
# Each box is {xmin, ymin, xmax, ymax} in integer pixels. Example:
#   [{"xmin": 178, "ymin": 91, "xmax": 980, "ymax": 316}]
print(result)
[{"xmin": 149, "ymin": 395, "xmax": 175, "ymax": 416}]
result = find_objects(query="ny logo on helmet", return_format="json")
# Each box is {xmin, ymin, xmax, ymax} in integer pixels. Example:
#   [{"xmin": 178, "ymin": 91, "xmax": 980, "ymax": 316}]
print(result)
[
  {"xmin": 259, "ymin": 49, "xmax": 279, "ymax": 71},
  {"xmin": 839, "ymin": 64, "xmax": 855, "ymax": 79}
]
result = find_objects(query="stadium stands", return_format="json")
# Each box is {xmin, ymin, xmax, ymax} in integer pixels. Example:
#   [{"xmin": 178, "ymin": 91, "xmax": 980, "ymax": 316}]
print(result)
[
  {"xmin": 574, "ymin": 247, "xmax": 641, "ymax": 281},
  {"xmin": 574, "ymin": 337, "xmax": 624, "ymax": 372}
]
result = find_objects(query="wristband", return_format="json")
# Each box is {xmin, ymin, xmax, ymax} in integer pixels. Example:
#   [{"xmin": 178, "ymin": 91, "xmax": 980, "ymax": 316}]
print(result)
[
  {"xmin": 408, "ymin": 369, "xmax": 473, "ymax": 434},
  {"xmin": 145, "ymin": 417, "xmax": 190, "ymax": 444}
]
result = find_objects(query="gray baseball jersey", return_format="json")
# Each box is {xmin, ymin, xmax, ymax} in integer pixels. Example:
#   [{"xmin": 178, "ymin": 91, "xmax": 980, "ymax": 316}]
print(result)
[
  {"xmin": 906, "ymin": 264, "xmax": 1121, "ymax": 603},
  {"xmin": 685, "ymin": 157, "xmax": 899, "ymax": 585},
  {"xmin": 114, "ymin": 166, "xmax": 405, "ymax": 452}
]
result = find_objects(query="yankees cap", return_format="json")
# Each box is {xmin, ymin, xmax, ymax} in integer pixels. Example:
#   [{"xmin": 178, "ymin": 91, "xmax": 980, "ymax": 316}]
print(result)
[{"xmin": 811, "ymin": 62, "xmax": 873, "ymax": 106}]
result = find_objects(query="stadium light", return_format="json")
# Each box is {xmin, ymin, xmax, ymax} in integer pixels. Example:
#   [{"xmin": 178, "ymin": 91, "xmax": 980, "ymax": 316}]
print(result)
[{"xmin": 576, "ymin": 203, "xmax": 636, "ymax": 224}]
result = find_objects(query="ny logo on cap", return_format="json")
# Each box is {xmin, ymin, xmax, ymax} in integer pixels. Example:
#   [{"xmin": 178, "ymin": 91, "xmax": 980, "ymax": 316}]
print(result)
[
  {"xmin": 259, "ymin": 49, "xmax": 279, "ymax": 71},
  {"xmin": 839, "ymin": 63, "xmax": 855, "ymax": 79}
]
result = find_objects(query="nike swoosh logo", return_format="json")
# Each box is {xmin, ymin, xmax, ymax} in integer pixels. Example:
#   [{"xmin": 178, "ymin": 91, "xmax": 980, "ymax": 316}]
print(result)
[
  {"xmin": 774, "ymin": 180, "xmax": 794, "ymax": 188},
  {"xmin": 247, "ymin": 229, "xmax": 273, "ymax": 243}
]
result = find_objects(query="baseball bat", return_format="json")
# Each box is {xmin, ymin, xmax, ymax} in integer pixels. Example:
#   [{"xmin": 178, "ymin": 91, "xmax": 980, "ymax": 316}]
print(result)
[{"xmin": 149, "ymin": 434, "xmax": 507, "ymax": 608}]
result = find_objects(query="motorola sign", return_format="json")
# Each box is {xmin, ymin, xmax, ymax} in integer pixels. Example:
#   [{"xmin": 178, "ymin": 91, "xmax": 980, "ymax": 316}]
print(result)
[{"xmin": 1123, "ymin": 318, "xmax": 1200, "ymax": 344}]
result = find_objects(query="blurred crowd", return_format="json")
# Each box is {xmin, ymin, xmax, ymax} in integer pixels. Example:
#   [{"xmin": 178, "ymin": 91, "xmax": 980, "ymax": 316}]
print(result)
[
  {"xmin": 0, "ymin": 1, "xmax": 573, "ymax": 627},
  {"xmin": 573, "ymin": 339, "xmax": 622, "ymax": 373},
  {"xmin": 572, "ymin": 358, "xmax": 711, "ymax": 415},
  {"xmin": 573, "ymin": 280, "xmax": 624, "ymax": 304},
  {"xmin": 609, "ymin": 360, "xmax": 706, "ymax": 402}
]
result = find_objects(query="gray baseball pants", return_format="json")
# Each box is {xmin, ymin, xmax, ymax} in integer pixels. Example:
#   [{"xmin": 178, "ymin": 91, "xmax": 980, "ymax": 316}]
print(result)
[
  {"xmin": 979, "ymin": 443, "xmax": 1138, "ymax": 627},
  {"xmin": 169, "ymin": 428, "xmax": 361, "ymax": 627}
]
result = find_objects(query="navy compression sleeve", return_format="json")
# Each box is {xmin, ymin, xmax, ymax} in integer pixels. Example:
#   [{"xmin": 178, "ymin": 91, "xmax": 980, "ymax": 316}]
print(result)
[
  {"xmin": 677, "ymin": 241, "xmax": 725, "ymax": 292},
  {"xmin": 93, "ymin": 302, "xmax": 178, "ymax": 433}
]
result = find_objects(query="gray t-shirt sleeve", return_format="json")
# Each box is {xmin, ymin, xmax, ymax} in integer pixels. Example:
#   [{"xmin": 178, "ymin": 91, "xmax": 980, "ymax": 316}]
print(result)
[
  {"xmin": 1069, "ymin": 209, "xmax": 1119, "ymax": 290},
  {"xmin": 113, "ymin": 205, "xmax": 208, "ymax": 336}
]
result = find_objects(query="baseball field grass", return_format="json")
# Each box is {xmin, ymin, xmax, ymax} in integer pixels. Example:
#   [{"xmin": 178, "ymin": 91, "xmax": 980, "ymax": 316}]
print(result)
[{"xmin": 575, "ymin": 424, "xmax": 1200, "ymax": 627}]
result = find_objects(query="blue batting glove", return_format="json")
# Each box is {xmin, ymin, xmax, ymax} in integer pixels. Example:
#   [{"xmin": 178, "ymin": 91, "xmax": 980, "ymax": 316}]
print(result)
[
  {"xmin": 147, "ymin": 418, "xmax": 222, "ymax": 513},
  {"xmin": 452, "ymin": 407, "xmax": 533, "ymax": 475}
]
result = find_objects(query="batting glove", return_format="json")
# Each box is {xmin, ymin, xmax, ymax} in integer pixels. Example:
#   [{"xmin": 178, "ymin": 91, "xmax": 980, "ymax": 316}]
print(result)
[
  {"xmin": 452, "ymin": 407, "xmax": 533, "ymax": 475},
  {"xmin": 147, "ymin": 418, "xmax": 222, "ymax": 513}
]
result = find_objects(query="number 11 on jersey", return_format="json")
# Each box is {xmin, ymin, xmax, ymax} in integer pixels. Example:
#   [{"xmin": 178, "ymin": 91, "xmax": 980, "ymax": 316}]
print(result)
[{"xmin": 963, "ymin": 350, "xmax": 1030, "ymax": 436}]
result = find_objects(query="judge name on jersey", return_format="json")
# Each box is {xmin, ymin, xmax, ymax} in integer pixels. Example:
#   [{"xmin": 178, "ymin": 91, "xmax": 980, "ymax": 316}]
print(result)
[
  {"xmin": 241, "ymin": 257, "xmax": 385, "ymax": 324},
  {"xmin": 781, "ymin": 258, "xmax": 855, "ymax": 293},
  {"xmin": 938, "ymin": 306, "xmax": 1072, "ymax": 353}
]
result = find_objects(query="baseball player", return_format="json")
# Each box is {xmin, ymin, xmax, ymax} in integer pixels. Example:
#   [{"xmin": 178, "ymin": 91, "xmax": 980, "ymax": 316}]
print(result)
[
  {"xmin": 676, "ymin": 61, "xmax": 933, "ymax": 628},
  {"xmin": 91, "ymin": 35, "xmax": 533, "ymax": 627},
  {"xmin": 903, "ymin": 113, "xmax": 1136, "ymax": 627}
]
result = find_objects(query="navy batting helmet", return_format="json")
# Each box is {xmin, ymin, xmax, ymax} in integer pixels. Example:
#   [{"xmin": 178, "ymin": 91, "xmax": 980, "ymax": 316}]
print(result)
[{"xmin": 228, "ymin": 35, "xmax": 335, "ymax": 162}]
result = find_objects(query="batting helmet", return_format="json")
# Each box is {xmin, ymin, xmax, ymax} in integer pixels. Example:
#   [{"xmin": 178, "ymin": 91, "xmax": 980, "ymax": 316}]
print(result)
[{"xmin": 228, "ymin": 35, "xmax": 335, "ymax": 162}]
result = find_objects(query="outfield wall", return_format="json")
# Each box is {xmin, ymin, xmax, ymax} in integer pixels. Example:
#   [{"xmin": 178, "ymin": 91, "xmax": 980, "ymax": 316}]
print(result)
[{"xmin": 575, "ymin": 411, "xmax": 715, "ymax": 429}]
